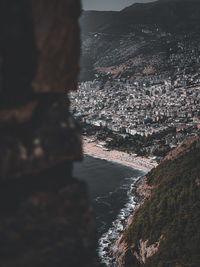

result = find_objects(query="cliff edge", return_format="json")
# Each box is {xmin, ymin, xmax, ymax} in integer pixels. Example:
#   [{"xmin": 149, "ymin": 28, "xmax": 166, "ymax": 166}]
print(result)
[{"xmin": 110, "ymin": 136, "xmax": 200, "ymax": 266}]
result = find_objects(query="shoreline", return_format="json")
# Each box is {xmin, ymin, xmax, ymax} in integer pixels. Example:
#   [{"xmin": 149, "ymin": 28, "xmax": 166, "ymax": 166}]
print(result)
[
  {"xmin": 83, "ymin": 137, "xmax": 157, "ymax": 173},
  {"xmin": 98, "ymin": 175, "xmax": 144, "ymax": 266},
  {"xmin": 82, "ymin": 136, "xmax": 157, "ymax": 265}
]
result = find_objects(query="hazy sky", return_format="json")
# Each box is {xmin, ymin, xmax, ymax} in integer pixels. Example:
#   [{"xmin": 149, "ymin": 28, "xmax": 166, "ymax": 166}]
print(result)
[{"xmin": 82, "ymin": 0, "xmax": 157, "ymax": 11}]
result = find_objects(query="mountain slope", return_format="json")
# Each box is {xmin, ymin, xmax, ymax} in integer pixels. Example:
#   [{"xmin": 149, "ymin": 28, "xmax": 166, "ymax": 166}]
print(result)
[
  {"xmin": 80, "ymin": 0, "xmax": 200, "ymax": 81},
  {"xmin": 111, "ymin": 137, "xmax": 200, "ymax": 266}
]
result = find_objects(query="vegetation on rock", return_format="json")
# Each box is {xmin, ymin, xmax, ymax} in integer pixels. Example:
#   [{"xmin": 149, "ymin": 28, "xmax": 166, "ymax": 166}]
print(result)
[{"xmin": 123, "ymin": 140, "xmax": 200, "ymax": 266}]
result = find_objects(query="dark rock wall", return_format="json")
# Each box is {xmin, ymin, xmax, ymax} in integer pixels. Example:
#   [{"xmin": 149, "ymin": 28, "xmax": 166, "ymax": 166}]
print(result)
[
  {"xmin": 0, "ymin": 1, "xmax": 97, "ymax": 266},
  {"xmin": 0, "ymin": 0, "xmax": 37, "ymax": 108},
  {"xmin": 30, "ymin": 0, "xmax": 81, "ymax": 93}
]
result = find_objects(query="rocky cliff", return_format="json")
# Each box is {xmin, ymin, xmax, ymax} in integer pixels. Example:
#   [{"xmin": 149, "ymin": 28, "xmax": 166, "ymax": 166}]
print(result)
[
  {"xmin": 0, "ymin": 1, "xmax": 97, "ymax": 266},
  {"xmin": 110, "ymin": 137, "xmax": 200, "ymax": 266}
]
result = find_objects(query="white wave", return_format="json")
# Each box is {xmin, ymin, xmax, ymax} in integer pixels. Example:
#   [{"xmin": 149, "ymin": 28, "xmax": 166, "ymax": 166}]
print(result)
[{"xmin": 98, "ymin": 175, "xmax": 144, "ymax": 266}]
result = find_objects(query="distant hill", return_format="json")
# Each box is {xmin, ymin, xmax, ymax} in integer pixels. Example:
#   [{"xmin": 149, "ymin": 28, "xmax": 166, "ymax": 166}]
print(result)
[
  {"xmin": 121, "ymin": 0, "xmax": 200, "ymax": 31},
  {"xmin": 80, "ymin": 0, "xmax": 200, "ymax": 81},
  {"xmin": 81, "ymin": 0, "xmax": 200, "ymax": 33}
]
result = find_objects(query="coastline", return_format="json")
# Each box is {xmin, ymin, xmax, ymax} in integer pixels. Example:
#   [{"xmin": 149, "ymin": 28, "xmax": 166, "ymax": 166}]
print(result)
[
  {"xmin": 82, "ymin": 136, "xmax": 156, "ymax": 265},
  {"xmin": 98, "ymin": 175, "xmax": 145, "ymax": 266},
  {"xmin": 98, "ymin": 174, "xmax": 152, "ymax": 266},
  {"xmin": 83, "ymin": 137, "xmax": 157, "ymax": 173}
]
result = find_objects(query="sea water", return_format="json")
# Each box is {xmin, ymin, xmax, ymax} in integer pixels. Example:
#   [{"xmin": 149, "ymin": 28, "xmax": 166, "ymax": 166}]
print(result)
[{"xmin": 74, "ymin": 155, "xmax": 145, "ymax": 265}]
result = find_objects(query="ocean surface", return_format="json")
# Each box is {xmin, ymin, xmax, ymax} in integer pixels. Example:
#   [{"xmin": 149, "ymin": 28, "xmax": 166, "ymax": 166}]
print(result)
[{"xmin": 74, "ymin": 155, "xmax": 145, "ymax": 237}]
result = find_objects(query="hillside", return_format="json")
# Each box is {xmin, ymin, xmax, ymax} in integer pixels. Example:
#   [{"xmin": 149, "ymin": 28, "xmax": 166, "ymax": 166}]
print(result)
[
  {"xmin": 80, "ymin": 0, "xmax": 200, "ymax": 81},
  {"xmin": 110, "ymin": 137, "xmax": 200, "ymax": 266}
]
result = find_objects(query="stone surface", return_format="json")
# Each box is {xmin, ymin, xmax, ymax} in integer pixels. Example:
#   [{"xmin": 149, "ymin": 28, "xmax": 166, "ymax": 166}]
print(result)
[
  {"xmin": 0, "ymin": 0, "xmax": 37, "ymax": 108},
  {"xmin": 30, "ymin": 0, "xmax": 81, "ymax": 93},
  {"xmin": 0, "ymin": 178, "xmax": 96, "ymax": 267},
  {"xmin": 0, "ymin": 0, "xmax": 97, "ymax": 266},
  {"xmin": 0, "ymin": 99, "xmax": 82, "ymax": 180}
]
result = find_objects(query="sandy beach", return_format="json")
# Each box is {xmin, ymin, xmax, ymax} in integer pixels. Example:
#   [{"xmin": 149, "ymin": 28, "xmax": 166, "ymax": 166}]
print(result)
[{"xmin": 83, "ymin": 137, "xmax": 157, "ymax": 172}]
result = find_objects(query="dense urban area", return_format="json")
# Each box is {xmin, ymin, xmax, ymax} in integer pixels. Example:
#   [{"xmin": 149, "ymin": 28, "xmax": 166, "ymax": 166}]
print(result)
[
  {"xmin": 71, "ymin": 25, "xmax": 200, "ymax": 161},
  {"xmin": 71, "ymin": 74, "xmax": 200, "ymax": 160}
]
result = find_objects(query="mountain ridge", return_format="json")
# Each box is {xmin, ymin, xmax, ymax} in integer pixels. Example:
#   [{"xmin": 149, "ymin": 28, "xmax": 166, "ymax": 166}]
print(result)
[{"xmin": 80, "ymin": 0, "xmax": 200, "ymax": 81}]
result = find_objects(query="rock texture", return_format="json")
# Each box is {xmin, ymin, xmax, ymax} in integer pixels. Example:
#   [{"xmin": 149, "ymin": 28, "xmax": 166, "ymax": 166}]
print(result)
[
  {"xmin": 30, "ymin": 0, "xmax": 81, "ymax": 93},
  {"xmin": 111, "ymin": 234, "xmax": 164, "ymax": 267},
  {"xmin": 134, "ymin": 235, "xmax": 165, "ymax": 264},
  {"xmin": 0, "ymin": 1, "xmax": 97, "ymax": 266}
]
